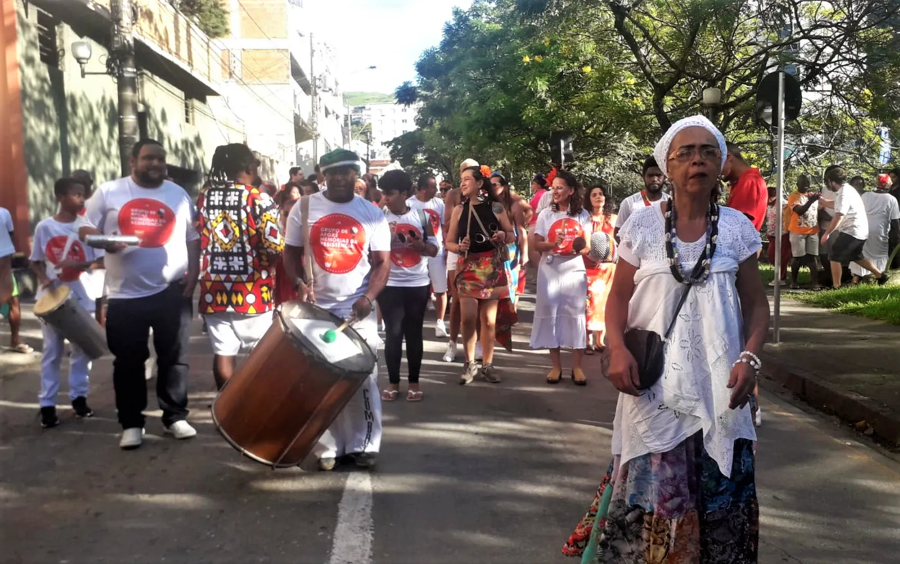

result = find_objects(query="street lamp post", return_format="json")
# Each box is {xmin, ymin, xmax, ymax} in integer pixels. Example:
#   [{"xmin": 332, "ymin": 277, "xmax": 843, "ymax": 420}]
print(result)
[{"xmin": 702, "ymin": 87, "xmax": 722, "ymax": 124}]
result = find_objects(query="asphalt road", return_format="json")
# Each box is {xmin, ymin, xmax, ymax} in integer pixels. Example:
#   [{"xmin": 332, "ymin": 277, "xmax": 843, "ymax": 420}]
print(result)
[{"xmin": 1, "ymin": 294, "xmax": 899, "ymax": 563}]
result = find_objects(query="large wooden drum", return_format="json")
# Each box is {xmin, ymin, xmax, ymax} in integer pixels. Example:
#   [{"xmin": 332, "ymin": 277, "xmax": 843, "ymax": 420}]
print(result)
[{"xmin": 211, "ymin": 301, "xmax": 377, "ymax": 468}]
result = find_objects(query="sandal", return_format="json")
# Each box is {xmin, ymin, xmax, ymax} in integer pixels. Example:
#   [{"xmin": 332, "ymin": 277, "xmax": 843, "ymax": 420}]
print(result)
[
  {"xmin": 584, "ymin": 347, "xmax": 594, "ymax": 356},
  {"xmin": 10, "ymin": 343, "xmax": 33, "ymax": 354},
  {"xmin": 407, "ymin": 390, "xmax": 424, "ymax": 402},
  {"xmin": 381, "ymin": 389, "xmax": 399, "ymax": 402},
  {"xmin": 546, "ymin": 368, "xmax": 562, "ymax": 384},
  {"xmin": 571, "ymin": 368, "xmax": 587, "ymax": 386}
]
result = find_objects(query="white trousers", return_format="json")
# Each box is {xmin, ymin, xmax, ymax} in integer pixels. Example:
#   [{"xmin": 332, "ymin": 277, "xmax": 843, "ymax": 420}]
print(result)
[
  {"xmin": 314, "ymin": 313, "xmax": 382, "ymax": 459},
  {"xmin": 39, "ymin": 322, "xmax": 91, "ymax": 407}
]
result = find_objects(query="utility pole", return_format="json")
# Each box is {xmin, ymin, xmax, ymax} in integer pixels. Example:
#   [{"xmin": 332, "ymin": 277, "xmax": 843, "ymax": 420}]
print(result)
[
  {"xmin": 111, "ymin": 0, "xmax": 139, "ymax": 177},
  {"xmin": 310, "ymin": 33, "xmax": 318, "ymax": 164}
]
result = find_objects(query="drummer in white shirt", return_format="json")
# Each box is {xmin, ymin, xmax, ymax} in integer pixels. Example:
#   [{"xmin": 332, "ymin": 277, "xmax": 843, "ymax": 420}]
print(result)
[
  {"xmin": 283, "ymin": 148, "xmax": 391, "ymax": 471},
  {"xmin": 30, "ymin": 177, "xmax": 104, "ymax": 428}
]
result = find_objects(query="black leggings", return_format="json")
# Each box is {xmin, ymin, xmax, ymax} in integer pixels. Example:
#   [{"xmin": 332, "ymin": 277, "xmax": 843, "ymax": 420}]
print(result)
[{"xmin": 379, "ymin": 284, "xmax": 430, "ymax": 384}]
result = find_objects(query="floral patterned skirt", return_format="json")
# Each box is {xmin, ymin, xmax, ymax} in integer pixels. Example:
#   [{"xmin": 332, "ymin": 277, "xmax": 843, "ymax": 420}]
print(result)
[
  {"xmin": 563, "ymin": 433, "xmax": 758, "ymax": 563},
  {"xmin": 456, "ymin": 250, "xmax": 517, "ymax": 351}
]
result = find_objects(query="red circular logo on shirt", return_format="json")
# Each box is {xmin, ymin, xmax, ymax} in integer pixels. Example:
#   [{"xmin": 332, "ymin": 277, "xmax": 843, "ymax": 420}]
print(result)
[
  {"xmin": 424, "ymin": 209, "xmax": 442, "ymax": 235},
  {"xmin": 118, "ymin": 199, "xmax": 177, "ymax": 248},
  {"xmin": 45, "ymin": 236, "xmax": 87, "ymax": 282},
  {"xmin": 389, "ymin": 222, "xmax": 424, "ymax": 268},
  {"xmin": 310, "ymin": 214, "xmax": 366, "ymax": 274},
  {"xmin": 548, "ymin": 218, "xmax": 585, "ymax": 255}
]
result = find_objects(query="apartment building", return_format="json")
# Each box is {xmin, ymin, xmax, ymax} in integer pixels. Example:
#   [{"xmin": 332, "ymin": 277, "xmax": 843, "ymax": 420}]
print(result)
[
  {"xmin": 351, "ymin": 103, "xmax": 419, "ymax": 161},
  {"xmin": 1, "ymin": 0, "xmax": 249, "ymax": 248}
]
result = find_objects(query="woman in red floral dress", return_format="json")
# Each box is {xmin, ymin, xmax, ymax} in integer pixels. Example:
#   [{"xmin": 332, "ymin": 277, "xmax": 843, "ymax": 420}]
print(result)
[{"xmin": 583, "ymin": 184, "xmax": 616, "ymax": 354}]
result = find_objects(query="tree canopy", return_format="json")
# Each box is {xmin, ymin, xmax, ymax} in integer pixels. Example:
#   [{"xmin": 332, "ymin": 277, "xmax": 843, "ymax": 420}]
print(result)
[{"xmin": 389, "ymin": 0, "xmax": 900, "ymax": 196}]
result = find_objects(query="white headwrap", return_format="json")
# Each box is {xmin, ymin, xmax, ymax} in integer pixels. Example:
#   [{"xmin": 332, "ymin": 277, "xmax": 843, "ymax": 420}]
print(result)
[{"xmin": 653, "ymin": 115, "xmax": 727, "ymax": 178}]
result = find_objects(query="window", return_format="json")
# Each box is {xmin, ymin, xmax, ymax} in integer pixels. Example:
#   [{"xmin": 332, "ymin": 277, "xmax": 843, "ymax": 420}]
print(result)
[
  {"xmin": 402, "ymin": 119, "xmax": 408, "ymax": 124},
  {"xmin": 37, "ymin": 11, "xmax": 60, "ymax": 68}
]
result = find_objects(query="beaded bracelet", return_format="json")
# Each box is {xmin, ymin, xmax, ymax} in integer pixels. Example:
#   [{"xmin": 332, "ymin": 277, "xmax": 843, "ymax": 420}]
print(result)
[{"xmin": 732, "ymin": 351, "xmax": 761, "ymax": 373}]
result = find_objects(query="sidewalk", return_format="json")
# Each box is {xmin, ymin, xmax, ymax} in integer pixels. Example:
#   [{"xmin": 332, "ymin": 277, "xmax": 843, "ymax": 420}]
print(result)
[{"xmin": 762, "ymin": 292, "xmax": 900, "ymax": 446}]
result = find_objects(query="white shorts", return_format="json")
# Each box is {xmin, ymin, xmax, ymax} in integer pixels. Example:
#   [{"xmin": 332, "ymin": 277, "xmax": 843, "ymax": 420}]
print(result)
[
  {"xmin": 789, "ymin": 233, "xmax": 819, "ymax": 258},
  {"xmin": 204, "ymin": 312, "xmax": 273, "ymax": 356},
  {"xmin": 447, "ymin": 251, "xmax": 459, "ymax": 271},
  {"xmin": 428, "ymin": 255, "xmax": 448, "ymax": 293}
]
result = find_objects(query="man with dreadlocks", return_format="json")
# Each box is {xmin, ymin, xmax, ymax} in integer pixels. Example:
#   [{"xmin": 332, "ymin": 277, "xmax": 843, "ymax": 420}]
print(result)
[
  {"xmin": 197, "ymin": 144, "xmax": 284, "ymax": 390},
  {"xmin": 284, "ymin": 148, "xmax": 391, "ymax": 471}
]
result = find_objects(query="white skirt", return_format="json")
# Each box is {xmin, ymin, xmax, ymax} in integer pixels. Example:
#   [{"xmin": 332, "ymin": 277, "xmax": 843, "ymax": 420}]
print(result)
[{"xmin": 530, "ymin": 253, "xmax": 587, "ymax": 349}]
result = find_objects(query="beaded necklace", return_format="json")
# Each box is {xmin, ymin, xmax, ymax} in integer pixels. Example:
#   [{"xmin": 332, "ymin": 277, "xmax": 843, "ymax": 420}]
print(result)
[{"xmin": 664, "ymin": 200, "xmax": 719, "ymax": 284}]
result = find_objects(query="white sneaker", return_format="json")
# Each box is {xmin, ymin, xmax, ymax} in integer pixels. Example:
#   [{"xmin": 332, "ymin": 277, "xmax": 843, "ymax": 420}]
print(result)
[
  {"xmin": 754, "ymin": 405, "xmax": 762, "ymax": 427},
  {"xmin": 120, "ymin": 427, "xmax": 145, "ymax": 450},
  {"xmin": 435, "ymin": 319, "xmax": 449, "ymax": 338},
  {"xmin": 165, "ymin": 420, "xmax": 197, "ymax": 440},
  {"xmin": 475, "ymin": 342, "xmax": 483, "ymax": 361},
  {"xmin": 443, "ymin": 341, "xmax": 457, "ymax": 363}
]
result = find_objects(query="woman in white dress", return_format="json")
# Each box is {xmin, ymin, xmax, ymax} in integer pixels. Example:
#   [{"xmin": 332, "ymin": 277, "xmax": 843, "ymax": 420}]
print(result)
[
  {"xmin": 562, "ymin": 116, "xmax": 770, "ymax": 562},
  {"xmin": 530, "ymin": 170, "xmax": 592, "ymax": 385}
]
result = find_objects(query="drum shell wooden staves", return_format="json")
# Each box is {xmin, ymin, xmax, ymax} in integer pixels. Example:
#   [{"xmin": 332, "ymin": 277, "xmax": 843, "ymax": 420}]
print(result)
[
  {"xmin": 211, "ymin": 307, "xmax": 374, "ymax": 468},
  {"xmin": 33, "ymin": 285, "xmax": 108, "ymax": 359}
]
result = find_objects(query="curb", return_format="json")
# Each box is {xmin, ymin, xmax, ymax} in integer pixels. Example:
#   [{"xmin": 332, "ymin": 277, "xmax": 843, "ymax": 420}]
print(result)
[{"xmin": 761, "ymin": 352, "xmax": 900, "ymax": 446}]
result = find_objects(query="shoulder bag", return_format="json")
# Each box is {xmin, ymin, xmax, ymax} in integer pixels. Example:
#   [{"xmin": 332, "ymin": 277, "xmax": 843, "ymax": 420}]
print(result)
[{"xmin": 623, "ymin": 260, "xmax": 703, "ymax": 390}]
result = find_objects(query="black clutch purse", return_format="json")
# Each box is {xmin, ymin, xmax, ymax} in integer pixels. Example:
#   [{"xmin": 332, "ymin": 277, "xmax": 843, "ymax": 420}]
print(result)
[{"xmin": 623, "ymin": 274, "xmax": 697, "ymax": 390}]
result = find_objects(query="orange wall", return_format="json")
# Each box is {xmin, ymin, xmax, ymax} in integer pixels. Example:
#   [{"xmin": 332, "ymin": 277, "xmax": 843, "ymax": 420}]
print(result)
[{"xmin": 0, "ymin": 0, "xmax": 29, "ymax": 253}]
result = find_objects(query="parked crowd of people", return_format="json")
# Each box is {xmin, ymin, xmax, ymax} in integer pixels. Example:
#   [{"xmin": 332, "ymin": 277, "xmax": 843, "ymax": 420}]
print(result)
[{"xmin": 1, "ymin": 116, "xmax": 899, "ymax": 563}]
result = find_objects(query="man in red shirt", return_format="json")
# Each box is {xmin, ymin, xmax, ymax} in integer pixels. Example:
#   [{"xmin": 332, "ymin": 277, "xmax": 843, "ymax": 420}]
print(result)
[{"xmin": 722, "ymin": 141, "xmax": 768, "ymax": 231}]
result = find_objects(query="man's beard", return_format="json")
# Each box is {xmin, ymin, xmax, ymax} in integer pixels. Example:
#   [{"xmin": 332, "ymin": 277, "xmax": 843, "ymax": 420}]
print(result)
[
  {"xmin": 645, "ymin": 182, "xmax": 662, "ymax": 194},
  {"xmin": 135, "ymin": 169, "xmax": 164, "ymax": 187}
]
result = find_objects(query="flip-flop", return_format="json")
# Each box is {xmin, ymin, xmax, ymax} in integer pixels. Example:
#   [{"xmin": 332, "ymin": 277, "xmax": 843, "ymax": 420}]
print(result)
[
  {"xmin": 407, "ymin": 390, "xmax": 424, "ymax": 402},
  {"xmin": 381, "ymin": 389, "xmax": 399, "ymax": 402},
  {"xmin": 10, "ymin": 343, "xmax": 33, "ymax": 354},
  {"xmin": 584, "ymin": 347, "xmax": 594, "ymax": 356}
]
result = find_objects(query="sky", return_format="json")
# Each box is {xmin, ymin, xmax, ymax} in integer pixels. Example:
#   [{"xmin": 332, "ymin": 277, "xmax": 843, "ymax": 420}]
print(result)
[{"xmin": 303, "ymin": 0, "xmax": 473, "ymax": 94}]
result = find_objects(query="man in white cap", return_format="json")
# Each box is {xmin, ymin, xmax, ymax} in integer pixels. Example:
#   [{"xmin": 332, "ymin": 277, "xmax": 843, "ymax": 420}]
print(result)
[{"xmin": 283, "ymin": 148, "xmax": 391, "ymax": 471}]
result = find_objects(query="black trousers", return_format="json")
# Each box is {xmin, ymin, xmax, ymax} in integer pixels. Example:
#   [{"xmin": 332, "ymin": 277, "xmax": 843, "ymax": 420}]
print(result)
[
  {"xmin": 106, "ymin": 282, "xmax": 192, "ymax": 429},
  {"xmin": 379, "ymin": 284, "xmax": 430, "ymax": 385}
]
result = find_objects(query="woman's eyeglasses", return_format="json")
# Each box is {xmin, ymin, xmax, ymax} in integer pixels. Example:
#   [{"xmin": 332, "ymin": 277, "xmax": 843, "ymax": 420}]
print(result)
[{"xmin": 668, "ymin": 146, "xmax": 722, "ymax": 163}]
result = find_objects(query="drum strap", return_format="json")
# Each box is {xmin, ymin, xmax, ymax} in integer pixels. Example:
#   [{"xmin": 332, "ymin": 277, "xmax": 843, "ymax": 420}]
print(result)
[{"xmin": 300, "ymin": 195, "xmax": 314, "ymax": 286}]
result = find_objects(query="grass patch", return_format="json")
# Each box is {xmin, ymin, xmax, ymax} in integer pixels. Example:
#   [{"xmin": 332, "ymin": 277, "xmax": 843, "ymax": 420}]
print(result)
[
  {"xmin": 758, "ymin": 262, "xmax": 811, "ymax": 285},
  {"xmin": 792, "ymin": 285, "xmax": 900, "ymax": 325}
]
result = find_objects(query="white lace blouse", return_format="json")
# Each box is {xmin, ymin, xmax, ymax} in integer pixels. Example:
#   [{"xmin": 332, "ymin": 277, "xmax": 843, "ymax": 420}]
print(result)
[{"xmin": 612, "ymin": 205, "xmax": 761, "ymax": 478}]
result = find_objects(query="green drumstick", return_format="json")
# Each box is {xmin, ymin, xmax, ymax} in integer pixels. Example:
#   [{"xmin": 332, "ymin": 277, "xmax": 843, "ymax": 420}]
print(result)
[{"xmin": 321, "ymin": 318, "xmax": 354, "ymax": 344}]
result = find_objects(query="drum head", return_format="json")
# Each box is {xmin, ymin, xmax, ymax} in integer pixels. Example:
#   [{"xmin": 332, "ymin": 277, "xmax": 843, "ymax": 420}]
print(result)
[
  {"xmin": 278, "ymin": 301, "xmax": 377, "ymax": 376},
  {"xmin": 34, "ymin": 285, "xmax": 71, "ymax": 316}
]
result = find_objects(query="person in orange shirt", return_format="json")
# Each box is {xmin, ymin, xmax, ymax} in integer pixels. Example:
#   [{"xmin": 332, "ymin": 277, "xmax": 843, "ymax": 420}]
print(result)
[{"xmin": 786, "ymin": 174, "xmax": 822, "ymax": 290}]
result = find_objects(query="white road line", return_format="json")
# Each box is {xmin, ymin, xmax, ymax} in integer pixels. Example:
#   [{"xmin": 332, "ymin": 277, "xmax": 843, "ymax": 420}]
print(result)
[{"xmin": 327, "ymin": 471, "xmax": 374, "ymax": 564}]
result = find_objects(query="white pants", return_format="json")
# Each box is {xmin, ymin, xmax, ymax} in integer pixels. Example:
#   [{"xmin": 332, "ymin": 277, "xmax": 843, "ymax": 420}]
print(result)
[
  {"xmin": 39, "ymin": 322, "xmax": 91, "ymax": 407},
  {"xmin": 314, "ymin": 313, "xmax": 382, "ymax": 459}
]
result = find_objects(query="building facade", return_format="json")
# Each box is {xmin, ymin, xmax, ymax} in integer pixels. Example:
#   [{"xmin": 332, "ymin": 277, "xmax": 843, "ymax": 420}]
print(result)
[{"xmin": 351, "ymin": 102, "xmax": 419, "ymax": 162}]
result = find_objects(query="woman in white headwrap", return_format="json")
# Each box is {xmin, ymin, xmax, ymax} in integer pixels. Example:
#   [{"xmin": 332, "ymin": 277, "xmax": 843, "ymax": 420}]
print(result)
[{"xmin": 562, "ymin": 116, "xmax": 769, "ymax": 563}]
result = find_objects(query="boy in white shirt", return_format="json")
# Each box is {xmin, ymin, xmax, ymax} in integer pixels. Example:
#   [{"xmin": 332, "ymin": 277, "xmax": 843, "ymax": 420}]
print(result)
[{"xmin": 30, "ymin": 178, "xmax": 104, "ymax": 428}]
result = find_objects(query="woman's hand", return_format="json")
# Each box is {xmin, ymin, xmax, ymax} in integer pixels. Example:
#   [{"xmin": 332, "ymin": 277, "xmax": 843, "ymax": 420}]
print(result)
[
  {"xmin": 727, "ymin": 361, "xmax": 757, "ymax": 409},
  {"xmin": 409, "ymin": 238, "xmax": 426, "ymax": 253},
  {"xmin": 458, "ymin": 236, "xmax": 470, "ymax": 253},
  {"xmin": 554, "ymin": 230, "xmax": 566, "ymax": 247},
  {"xmin": 490, "ymin": 230, "xmax": 506, "ymax": 245},
  {"xmin": 607, "ymin": 344, "xmax": 640, "ymax": 396}
]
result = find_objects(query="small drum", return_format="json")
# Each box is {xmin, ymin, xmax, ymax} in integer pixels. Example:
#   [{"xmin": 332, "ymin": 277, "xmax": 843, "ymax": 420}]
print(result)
[
  {"xmin": 212, "ymin": 301, "xmax": 377, "ymax": 468},
  {"xmin": 34, "ymin": 285, "xmax": 108, "ymax": 359}
]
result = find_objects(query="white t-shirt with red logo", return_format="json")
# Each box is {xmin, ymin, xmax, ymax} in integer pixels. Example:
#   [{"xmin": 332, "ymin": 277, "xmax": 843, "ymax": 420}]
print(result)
[
  {"xmin": 384, "ymin": 208, "xmax": 439, "ymax": 287},
  {"xmin": 285, "ymin": 192, "xmax": 391, "ymax": 316},
  {"xmin": 534, "ymin": 208, "xmax": 591, "ymax": 263},
  {"xmin": 30, "ymin": 217, "xmax": 103, "ymax": 311},
  {"xmin": 406, "ymin": 196, "xmax": 445, "ymax": 252},
  {"xmin": 83, "ymin": 177, "xmax": 200, "ymax": 300}
]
